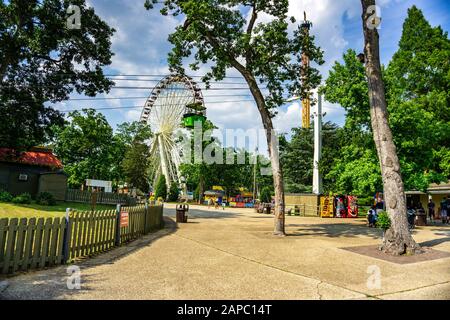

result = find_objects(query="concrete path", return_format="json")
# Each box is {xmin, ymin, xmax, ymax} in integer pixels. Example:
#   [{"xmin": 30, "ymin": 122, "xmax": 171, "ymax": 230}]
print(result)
[{"xmin": 1, "ymin": 204, "xmax": 450, "ymax": 300}]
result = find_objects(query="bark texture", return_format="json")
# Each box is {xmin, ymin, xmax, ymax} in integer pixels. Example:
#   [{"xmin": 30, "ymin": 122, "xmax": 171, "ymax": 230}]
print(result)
[{"xmin": 361, "ymin": 0, "xmax": 419, "ymax": 255}]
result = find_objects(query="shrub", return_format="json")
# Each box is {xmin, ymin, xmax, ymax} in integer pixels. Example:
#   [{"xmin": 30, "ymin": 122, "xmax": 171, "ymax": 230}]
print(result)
[
  {"xmin": 154, "ymin": 175, "xmax": 167, "ymax": 201},
  {"xmin": 376, "ymin": 211, "xmax": 391, "ymax": 230},
  {"xmin": 12, "ymin": 193, "xmax": 32, "ymax": 204},
  {"xmin": 36, "ymin": 192, "xmax": 56, "ymax": 206},
  {"xmin": 358, "ymin": 196, "xmax": 374, "ymax": 206},
  {"xmin": 168, "ymin": 182, "xmax": 179, "ymax": 202},
  {"xmin": 0, "ymin": 190, "xmax": 13, "ymax": 202},
  {"xmin": 260, "ymin": 187, "xmax": 272, "ymax": 203}
]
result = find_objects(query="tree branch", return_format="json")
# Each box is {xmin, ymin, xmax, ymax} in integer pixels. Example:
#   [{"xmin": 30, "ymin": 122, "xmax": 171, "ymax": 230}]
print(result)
[{"xmin": 245, "ymin": 3, "xmax": 258, "ymax": 64}]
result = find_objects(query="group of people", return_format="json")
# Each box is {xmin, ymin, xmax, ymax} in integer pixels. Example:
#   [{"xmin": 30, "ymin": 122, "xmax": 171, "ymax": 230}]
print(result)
[
  {"xmin": 367, "ymin": 200, "xmax": 384, "ymax": 227},
  {"xmin": 367, "ymin": 196, "xmax": 450, "ymax": 227},
  {"xmin": 429, "ymin": 197, "xmax": 450, "ymax": 224},
  {"xmin": 208, "ymin": 197, "xmax": 226, "ymax": 210}
]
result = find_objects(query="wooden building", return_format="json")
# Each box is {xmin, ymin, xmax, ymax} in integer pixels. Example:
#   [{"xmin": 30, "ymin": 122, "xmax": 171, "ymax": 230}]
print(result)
[{"xmin": 0, "ymin": 147, "xmax": 67, "ymax": 200}]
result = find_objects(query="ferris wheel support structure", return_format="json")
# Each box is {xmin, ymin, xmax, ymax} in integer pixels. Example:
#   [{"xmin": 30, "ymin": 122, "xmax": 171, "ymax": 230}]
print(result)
[{"xmin": 140, "ymin": 74, "xmax": 206, "ymax": 192}]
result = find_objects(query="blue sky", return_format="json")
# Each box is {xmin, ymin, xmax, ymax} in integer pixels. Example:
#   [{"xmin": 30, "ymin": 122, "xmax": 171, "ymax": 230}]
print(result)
[{"xmin": 56, "ymin": 0, "xmax": 450, "ymax": 144}]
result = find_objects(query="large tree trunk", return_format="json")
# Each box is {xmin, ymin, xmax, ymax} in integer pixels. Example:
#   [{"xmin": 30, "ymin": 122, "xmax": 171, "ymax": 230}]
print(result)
[
  {"xmin": 361, "ymin": 0, "xmax": 419, "ymax": 255},
  {"xmin": 241, "ymin": 72, "xmax": 285, "ymax": 236}
]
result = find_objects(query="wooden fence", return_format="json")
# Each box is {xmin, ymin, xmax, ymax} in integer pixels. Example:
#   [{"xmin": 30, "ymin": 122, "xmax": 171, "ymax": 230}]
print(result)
[
  {"xmin": 65, "ymin": 189, "xmax": 137, "ymax": 206},
  {"xmin": 0, "ymin": 204, "xmax": 163, "ymax": 274}
]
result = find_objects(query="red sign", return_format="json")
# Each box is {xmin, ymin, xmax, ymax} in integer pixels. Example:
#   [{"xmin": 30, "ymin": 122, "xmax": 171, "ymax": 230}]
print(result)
[{"xmin": 120, "ymin": 211, "xmax": 129, "ymax": 227}]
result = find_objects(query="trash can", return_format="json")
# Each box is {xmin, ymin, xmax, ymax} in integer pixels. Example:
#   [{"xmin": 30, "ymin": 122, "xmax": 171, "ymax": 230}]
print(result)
[
  {"xmin": 263, "ymin": 203, "xmax": 271, "ymax": 214},
  {"xmin": 415, "ymin": 213, "xmax": 427, "ymax": 226},
  {"xmin": 176, "ymin": 204, "xmax": 189, "ymax": 223}
]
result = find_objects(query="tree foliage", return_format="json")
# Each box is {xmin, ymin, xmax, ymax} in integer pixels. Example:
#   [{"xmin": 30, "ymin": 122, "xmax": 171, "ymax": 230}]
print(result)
[
  {"xmin": 118, "ymin": 122, "xmax": 152, "ymax": 192},
  {"xmin": 280, "ymin": 122, "xmax": 341, "ymax": 193},
  {"xmin": 168, "ymin": 182, "xmax": 179, "ymax": 202},
  {"xmin": 0, "ymin": 0, "xmax": 115, "ymax": 149},
  {"xmin": 260, "ymin": 187, "xmax": 272, "ymax": 203},
  {"xmin": 53, "ymin": 109, "xmax": 124, "ymax": 188},
  {"xmin": 321, "ymin": 6, "xmax": 450, "ymax": 194},
  {"xmin": 154, "ymin": 175, "xmax": 167, "ymax": 200}
]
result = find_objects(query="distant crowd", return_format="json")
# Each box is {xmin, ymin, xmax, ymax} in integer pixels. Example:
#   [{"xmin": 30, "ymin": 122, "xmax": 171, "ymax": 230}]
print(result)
[{"xmin": 367, "ymin": 196, "xmax": 450, "ymax": 227}]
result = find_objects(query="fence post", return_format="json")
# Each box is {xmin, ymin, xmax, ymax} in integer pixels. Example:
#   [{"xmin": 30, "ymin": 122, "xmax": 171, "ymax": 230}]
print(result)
[
  {"xmin": 62, "ymin": 208, "xmax": 72, "ymax": 263},
  {"xmin": 144, "ymin": 199, "xmax": 149, "ymax": 234},
  {"xmin": 115, "ymin": 204, "xmax": 121, "ymax": 247}
]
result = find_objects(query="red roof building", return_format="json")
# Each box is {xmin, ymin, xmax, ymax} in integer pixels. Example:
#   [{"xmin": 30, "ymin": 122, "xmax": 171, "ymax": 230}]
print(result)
[
  {"xmin": 0, "ymin": 147, "xmax": 67, "ymax": 199},
  {"xmin": 0, "ymin": 148, "xmax": 63, "ymax": 169}
]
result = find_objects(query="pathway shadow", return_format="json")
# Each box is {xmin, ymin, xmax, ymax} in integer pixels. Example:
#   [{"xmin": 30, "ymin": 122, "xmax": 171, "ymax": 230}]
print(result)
[
  {"xmin": 419, "ymin": 237, "xmax": 450, "ymax": 248},
  {"xmin": 0, "ymin": 217, "xmax": 177, "ymax": 300},
  {"xmin": 287, "ymin": 223, "xmax": 383, "ymax": 239},
  {"xmin": 164, "ymin": 207, "xmax": 242, "ymax": 220}
]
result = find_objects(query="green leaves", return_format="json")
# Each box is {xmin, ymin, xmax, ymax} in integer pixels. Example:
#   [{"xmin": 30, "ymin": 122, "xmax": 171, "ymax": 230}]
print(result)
[
  {"xmin": 322, "ymin": 6, "xmax": 450, "ymax": 194},
  {"xmin": 53, "ymin": 109, "xmax": 124, "ymax": 188},
  {"xmin": 376, "ymin": 211, "xmax": 391, "ymax": 231},
  {"xmin": 0, "ymin": 0, "xmax": 115, "ymax": 150},
  {"xmin": 154, "ymin": 175, "xmax": 168, "ymax": 200},
  {"xmin": 323, "ymin": 49, "xmax": 370, "ymax": 130}
]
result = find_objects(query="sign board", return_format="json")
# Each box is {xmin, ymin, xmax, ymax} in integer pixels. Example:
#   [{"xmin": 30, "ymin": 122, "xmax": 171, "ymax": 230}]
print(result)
[
  {"xmin": 86, "ymin": 179, "xmax": 113, "ymax": 192},
  {"xmin": 120, "ymin": 211, "xmax": 129, "ymax": 228}
]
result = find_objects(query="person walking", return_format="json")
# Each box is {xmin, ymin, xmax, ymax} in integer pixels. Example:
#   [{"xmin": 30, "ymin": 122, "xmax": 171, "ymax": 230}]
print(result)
[
  {"xmin": 428, "ymin": 199, "xmax": 435, "ymax": 222},
  {"xmin": 208, "ymin": 198, "xmax": 214, "ymax": 209}
]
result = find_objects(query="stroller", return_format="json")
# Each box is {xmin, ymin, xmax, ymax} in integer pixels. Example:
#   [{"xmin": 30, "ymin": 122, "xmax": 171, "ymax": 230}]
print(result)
[{"xmin": 407, "ymin": 208, "xmax": 416, "ymax": 230}]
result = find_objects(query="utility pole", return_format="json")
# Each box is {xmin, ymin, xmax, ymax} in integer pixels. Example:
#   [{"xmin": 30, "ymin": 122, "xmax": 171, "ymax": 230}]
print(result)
[
  {"xmin": 252, "ymin": 147, "xmax": 258, "ymax": 201},
  {"xmin": 312, "ymin": 93, "xmax": 323, "ymax": 195},
  {"xmin": 301, "ymin": 11, "xmax": 312, "ymax": 129}
]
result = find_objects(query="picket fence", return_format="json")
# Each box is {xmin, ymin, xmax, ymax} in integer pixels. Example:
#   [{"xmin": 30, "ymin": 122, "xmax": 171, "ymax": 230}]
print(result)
[
  {"xmin": 65, "ymin": 189, "xmax": 137, "ymax": 206},
  {"xmin": 0, "ymin": 204, "xmax": 163, "ymax": 275}
]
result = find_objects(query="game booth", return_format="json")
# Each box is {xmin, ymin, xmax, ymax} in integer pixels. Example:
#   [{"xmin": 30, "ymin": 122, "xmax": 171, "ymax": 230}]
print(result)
[
  {"xmin": 229, "ymin": 192, "xmax": 255, "ymax": 208},
  {"xmin": 320, "ymin": 195, "xmax": 359, "ymax": 218}
]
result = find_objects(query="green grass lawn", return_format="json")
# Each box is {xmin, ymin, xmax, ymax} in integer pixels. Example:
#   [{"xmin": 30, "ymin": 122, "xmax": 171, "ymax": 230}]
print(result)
[{"xmin": 0, "ymin": 202, "xmax": 116, "ymax": 219}]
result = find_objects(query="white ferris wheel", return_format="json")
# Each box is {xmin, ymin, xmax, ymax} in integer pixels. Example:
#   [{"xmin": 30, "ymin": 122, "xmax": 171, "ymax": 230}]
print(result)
[{"xmin": 140, "ymin": 74, "xmax": 206, "ymax": 190}]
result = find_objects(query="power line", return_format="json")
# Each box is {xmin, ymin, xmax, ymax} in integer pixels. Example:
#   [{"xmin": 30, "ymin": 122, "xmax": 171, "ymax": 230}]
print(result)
[
  {"xmin": 57, "ymin": 99, "xmax": 257, "ymax": 113},
  {"xmin": 110, "ymin": 86, "xmax": 261, "ymax": 90},
  {"xmin": 106, "ymin": 78, "xmax": 251, "ymax": 85},
  {"xmin": 103, "ymin": 74, "xmax": 245, "ymax": 79},
  {"xmin": 51, "ymin": 94, "xmax": 254, "ymax": 101},
  {"xmin": 12, "ymin": 85, "xmax": 265, "ymax": 91}
]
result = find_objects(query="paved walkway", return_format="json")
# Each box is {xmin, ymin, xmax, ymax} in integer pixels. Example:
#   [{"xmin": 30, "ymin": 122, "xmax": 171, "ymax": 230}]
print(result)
[{"xmin": 1, "ymin": 204, "xmax": 450, "ymax": 300}]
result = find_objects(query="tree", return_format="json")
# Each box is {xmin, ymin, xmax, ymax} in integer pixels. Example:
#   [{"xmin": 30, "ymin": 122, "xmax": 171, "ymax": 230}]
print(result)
[
  {"xmin": 361, "ymin": 0, "xmax": 419, "ymax": 255},
  {"xmin": 384, "ymin": 5, "xmax": 450, "ymax": 190},
  {"xmin": 154, "ymin": 175, "xmax": 167, "ymax": 201},
  {"xmin": 0, "ymin": 0, "xmax": 115, "ymax": 150},
  {"xmin": 280, "ymin": 122, "xmax": 341, "ymax": 193},
  {"xmin": 147, "ymin": 0, "xmax": 324, "ymax": 235},
  {"xmin": 179, "ymin": 120, "xmax": 219, "ymax": 204},
  {"xmin": 53, "ymin": 109, "xmax": 124, "ymax": 188},
  {"xmin": 260, "ymin": 187, "xmax": 272, "ymax": 203},
  {"xmin": 323, "ymin": 10, "xmax": 450, "ymax": 194},
  {"xmin": 168, "ymin": 182, "xmax": 180, "ymax": 202},
  {"xmin": 117, "ymin": 122, "xmax": 152, "ymax": 192},
  {"xmin": 322, "ymin": 49, "xmax": 370, "ymax": 131}
]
